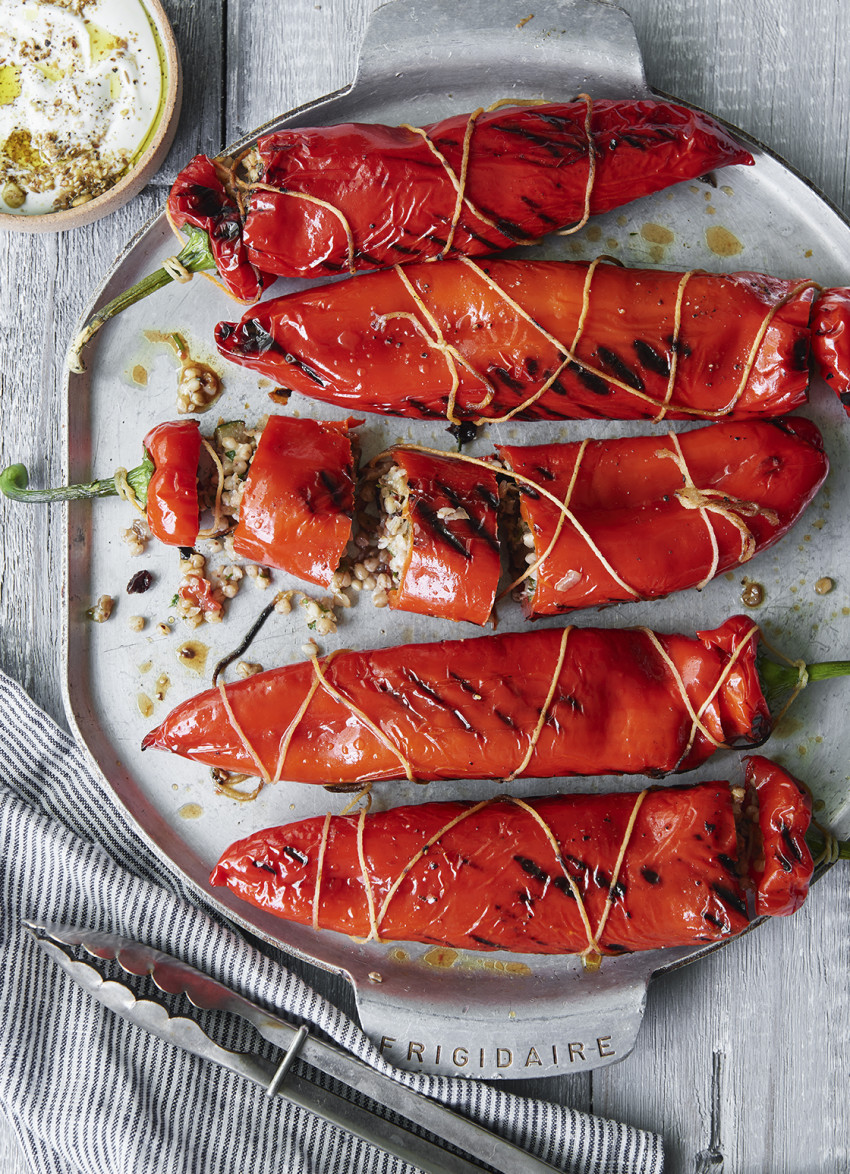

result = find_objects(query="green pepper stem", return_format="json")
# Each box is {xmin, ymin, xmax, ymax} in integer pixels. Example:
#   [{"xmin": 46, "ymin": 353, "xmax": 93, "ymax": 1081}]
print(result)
[
  {"xmin": 0, "ymin": 452, "xmax": 154, "ymax": 507},
  {"xmin": 758, "ymin": 654, "xmax": 850, "ymax": 709},
  {"xmin": 66, "ymin": 226, "xmax": 217, "ymax": 374}
]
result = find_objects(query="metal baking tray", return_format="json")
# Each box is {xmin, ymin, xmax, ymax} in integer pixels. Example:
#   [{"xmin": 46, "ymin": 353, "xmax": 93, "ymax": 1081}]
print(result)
[{"xmin": 62, "ymin": 0, "xmax": 850, "ymax": 1079}]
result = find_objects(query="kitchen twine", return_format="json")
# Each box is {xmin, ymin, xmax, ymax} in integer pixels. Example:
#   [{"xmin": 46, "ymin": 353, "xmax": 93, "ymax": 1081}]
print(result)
[{"xmin": 0, "ymin": 668, "xmax": 664, "ymax": 1174}]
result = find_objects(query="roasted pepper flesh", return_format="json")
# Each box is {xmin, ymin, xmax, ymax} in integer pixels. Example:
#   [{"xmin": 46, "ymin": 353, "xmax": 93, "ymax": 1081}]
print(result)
[
  {"xmin": 142, "ymin": 616, "xmax": 769, "ymax": 784},
  {"xmin": 209, "ymin": 757, "xmax": 813, "ymax": 956},
  {"xmin": 215, "ymin": 259, "xmax": 816, "ymax": 422}
]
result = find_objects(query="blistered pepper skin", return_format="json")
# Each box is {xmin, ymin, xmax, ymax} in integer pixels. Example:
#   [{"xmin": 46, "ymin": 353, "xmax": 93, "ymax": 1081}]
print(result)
[
  {"xmin": 498, "ymin": 419, "xmax": 828, "ymax": 616},
  {"xmin": 386, "ymin": 448, "xmax": 501, "ymax": 625},
  {"xmin": 233, "ymin": 417, "xmax": 359, "ymax": 587},
  {"xmin": 210, "ymin": 758, "xmax": 813, "ymax": 955},
  {"xmin": 142, "ymin": 421, "xmax": 202, "ymax": 547},
  {"xmin": 142, "ymin": 616, "xmax": 770, "ymax": 785},
  {"xmin": 240, "ymin": 100, "xmax": 752, "ymax": 279},
  {"xmin": 215, "ymin": 260, "xmax": 814, "ymax": 422},
  {"xmin": 166, "ymin": 155, "xmax": 272, "ymax": 303},
  {"xmin": 746, "ymin": 755, "xmax": 814, "ymax": 917}
]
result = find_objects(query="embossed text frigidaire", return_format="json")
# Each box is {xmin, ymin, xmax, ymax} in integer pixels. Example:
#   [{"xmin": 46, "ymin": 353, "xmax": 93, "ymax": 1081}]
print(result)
[{"xmin": 378, "ymin": 1036, "xmax": 616, "ymax": 1069}]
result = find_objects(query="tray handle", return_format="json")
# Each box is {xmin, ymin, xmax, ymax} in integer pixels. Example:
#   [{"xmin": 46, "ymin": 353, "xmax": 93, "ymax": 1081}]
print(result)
[
  {"xmin": 351, "ymin": 954, "xmax": 655, "ymax": 1080},
  {"xmin": 354, "ymin": 0, "xmax": 650, "ymax": 105}
]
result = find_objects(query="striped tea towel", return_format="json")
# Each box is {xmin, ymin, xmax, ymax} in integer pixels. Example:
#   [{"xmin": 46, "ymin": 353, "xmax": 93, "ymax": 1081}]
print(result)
[{"xmin": 0, "ymin": 669, "xmax": 664, "ymax": 1174}]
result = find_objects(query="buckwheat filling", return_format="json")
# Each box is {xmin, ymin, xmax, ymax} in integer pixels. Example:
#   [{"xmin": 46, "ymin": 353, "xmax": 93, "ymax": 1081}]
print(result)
[
  {"xmin": 351, "ymin": 458, "xmax": 409, "ymax": 609},
  {"xmin": 499, "ymin": 479, "xmax": 538, "ymax": 603}
]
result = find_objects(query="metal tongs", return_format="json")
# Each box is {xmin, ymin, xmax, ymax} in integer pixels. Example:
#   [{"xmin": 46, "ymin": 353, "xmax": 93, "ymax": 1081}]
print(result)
[{"xmin": 24, "ymin": 922, "xmax": 563, "ymax": 1174}]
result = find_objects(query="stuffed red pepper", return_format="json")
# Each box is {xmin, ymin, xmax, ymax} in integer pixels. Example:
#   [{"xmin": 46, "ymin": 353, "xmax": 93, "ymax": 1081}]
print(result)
[
  {"xmin": 69, "ymin": 99, "xmax": 752, "ymax": 369},
  {"xmin": 362, "ymin": 446, "xmax": 501, "ymax": 625},
  {"xmin": 496, "ymin": 418, "xmax": 828, "ymax": 616},
  {"xmin": 214, "ymin": 258, "xmax": 832, "ymax": 424},
  {"xmin": 210, "ymin": 756, "xmax": 816, "ymax": 961},
  {"xmin": 143, "ymin": 615, "xmax": 781, "ymax": 785}
]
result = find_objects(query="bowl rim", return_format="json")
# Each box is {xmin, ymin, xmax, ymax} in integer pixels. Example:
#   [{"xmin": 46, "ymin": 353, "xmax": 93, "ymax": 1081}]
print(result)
[{"xmin": 0, "ymin": 0, "xmax": 183, "ymax": 234}]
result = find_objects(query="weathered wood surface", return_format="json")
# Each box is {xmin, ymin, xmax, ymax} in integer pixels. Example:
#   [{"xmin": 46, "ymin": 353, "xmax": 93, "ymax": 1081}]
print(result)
[{"xmin": 1, "ymin": 0, "xmax": 848, "ymax": 1169}]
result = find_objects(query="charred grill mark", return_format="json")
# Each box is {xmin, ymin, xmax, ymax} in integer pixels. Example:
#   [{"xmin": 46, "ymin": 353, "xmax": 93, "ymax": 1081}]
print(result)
[
  {"xmin": 231, "ymin": 318, "xmax": 281, "ymax": 358},
  {"xmin": 525, "ymin": 356, "xmax": 540, "ymax": 378},
  {"xmin": 491, "ymin": 366, "xmax": 527, "ymax": 392},
  {"xmin": 353, "ymin": 249, "xmax": 383, "ymax": 265},
  {"xmin": 515, "ymin": 855, "xmax": 549, "ymax": 883},
  {"xmin": 282, "ymin": 846, "xmax": 309, "ymax": 866},
  {"xmin": 251, "ymin": 857, "xmax": 277, "ymax": 874},
  {"xmin": 319, "ymin": 470, "xmax": 348, "ymax": 511},
  {"xmin": 620, "ymin": 133, "xmax": 649, "ymax": 150},
  {"xmin": 406, "ymin": 398, "xmax": 446, "ymax": 419},
  {"xmin": 568, "ymin": 359, "xmax": 611, "ymax": 396},
  {"xmin": 633, "ymin": 338, "xmax": 671, "ymax": 377},
  {"xmin": 475, "ymin": 206, "xmax": 534, "ymax": 243},
  {"xmin": 552, "ymin": 877, "xmax": 577, "ymax": 900},
  {"xmin": 711, "ymin": 884, "xmax": 748, "ymax": 919},
  {"xmin": 703, "ymin": 911, "xmax": 729, "ymax": 931},
  {"xmin": 187, "ymin": 183, "xmax": 229, "ymax": 218},
  {"xmin": 518, "ymin": 482, "xmax": 541, "ymax": 500},
  {"xmin": 283, "ymin": 351, "xmax": 327, "ymax": 386},
  {"xmin": 404, "ymin": 669, "xmax": 451, "ymax": 710},
  {"xmin": 520, "ymin": 196, "xmax": 558, "ymax": 226},
  {"xmin": 414, "ymin": 500, "xmax": 472, "ymax": 558},
  {"xmin": 469, "ymin": 934, "xmax": 500, "ymax": 947},
  {"xmin": 641, "ymin": 867, "xmax": 660, "ymax": 885},
  {"xmin": 498, "ymin": 123, "xmax": 567, "ymax": 156},
  {"xmin": 605, "ymin": 943, "xmax": 630, "ymax": 955},
  {"xmin": 550, "ymin": 377, "xmax": 571, "ymax": 396},
  {"xmin": 780, "ymin": 823, "xmax": 805, "ymax": 862},
  {"xmin": 705, "ymin": 821, "xmax": 717, "ymax": 835},
  {"xmin": 449, "ymin": 671, "xmax": 481, "ymax": 696},
  {"xmin": 774, "ymin": 848, "xmax": 793, "ymax": 873},
  {"xmin": 667, "ymin": 334, "xmax": 692, "ymax": 358},
  {"xmin": 475, "ymin": 483, "xmax": 501, "ymax": 512},
  {"xmin": 792, "ymin": 336, "xmax": 810, "ymax": 370},
  {"xmin": 436, "ymin": 481, "xmax": 499, "ymax": 550},
  {"xmin": 494, "ymin": 708, "xmax": 516, "ymax": 728},
  {"xmin": 534, "ymin": 465, "xmax": 556, "ymax": 482},
  {"xmin": 717, "ymin": 853, "xmax": 740, "ymax": 877},
  {"xmin": 597, "ymin": 346, "xmax": 645, "ymax": 391},
  {"xmin": 388, "ymin": 241, "xmax": 422, "ymax": 256}
]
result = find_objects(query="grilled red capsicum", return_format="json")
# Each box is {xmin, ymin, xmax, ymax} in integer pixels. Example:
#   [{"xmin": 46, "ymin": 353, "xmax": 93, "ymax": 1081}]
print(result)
[
  {"xmin": 496, "ymin": 418, "xmax": 828, "ymax": 616},
  {"xmin": 232, "ymin": 415, "xmax": 359, "ymax": 587},
  {"xmin": 142, "ymin": 615, "xmax": 848, "ymax": 785},
  {"xmin": 811, "ymin": 287, "xmax": 850, "ymax": 415},
  {"xmin": 215, "ymin": 258, "xmax": 838, "ymax": 424},
  {"xmin": 370, "ymin": 446, "xmax": 501, "ymax": 625},
  {"xmin": 0, "ymin": 417, "xmax": 359, "ymax": 588},
  {"xmin": 0, "ymin": 419, "xmax": 202, "ymax": 547},
  {"xmin": 69, "ymin": 99, "xmax": 751, "ymax": 369},
  {"xmin": 210, "ymin": 756, "xmax": 824, "ymax": 959}
]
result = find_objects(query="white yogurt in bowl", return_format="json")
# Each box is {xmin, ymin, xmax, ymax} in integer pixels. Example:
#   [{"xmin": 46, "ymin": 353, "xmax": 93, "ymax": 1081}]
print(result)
[{"xmin": 0, "ymin": 0, "xmax": 178, "ymax": 224}]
